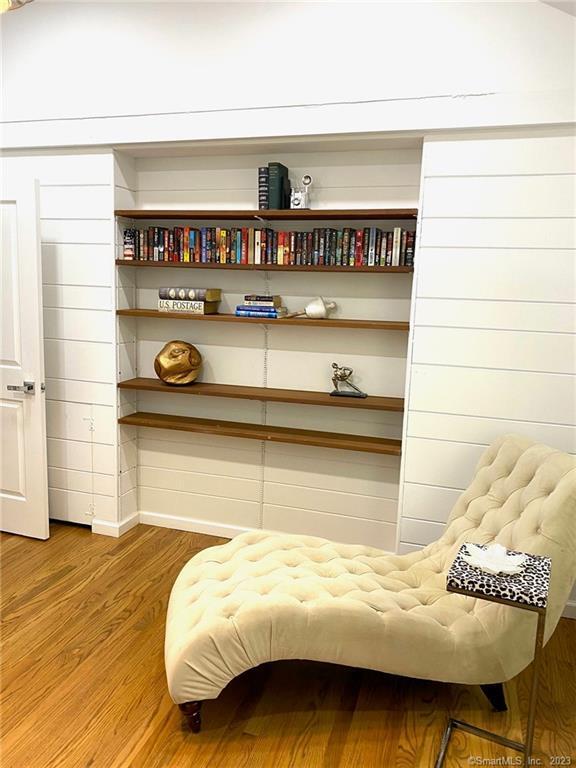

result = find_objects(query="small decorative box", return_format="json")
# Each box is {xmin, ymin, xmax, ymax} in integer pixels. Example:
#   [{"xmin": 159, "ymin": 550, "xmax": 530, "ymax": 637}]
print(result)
[{"xmin": 447, "ymin": 543, "xmax": 551, "ymax": 610}]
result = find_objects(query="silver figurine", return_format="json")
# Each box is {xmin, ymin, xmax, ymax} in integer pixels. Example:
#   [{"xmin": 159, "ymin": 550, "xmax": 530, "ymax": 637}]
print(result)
[
  {"xmin": 330, "ymin": 362, "xmax": 367, "ymax": 398},
  {"xmin": 290, "ymin": 174, "xmax": 313, "ymax": 209}
]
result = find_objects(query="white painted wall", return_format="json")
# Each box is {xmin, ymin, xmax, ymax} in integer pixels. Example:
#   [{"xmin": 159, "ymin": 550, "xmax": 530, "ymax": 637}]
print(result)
[
  {"xmin": 115, "ymin": 145, "xmax": 420, "ymax": 546},
  {"xmin": 1, "ymin": 2, "xmax": 574, "ymax": 148},
  {"xmin": 398, "ymin": 127, "xmax": 576, "ymax": 610},
  {"xmin": 1, "ymin": 152, "xmax": 123, "ymax": 533}
]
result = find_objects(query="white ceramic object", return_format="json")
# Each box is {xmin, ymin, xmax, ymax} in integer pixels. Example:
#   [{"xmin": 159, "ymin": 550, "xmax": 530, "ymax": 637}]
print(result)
[
  {"xmin": 462, "ymin": 542, "xmax": 527, "ymax": 575},
  {"xmin": 304, "ymin": 297, "xmax": 337, "ymax": 319}
]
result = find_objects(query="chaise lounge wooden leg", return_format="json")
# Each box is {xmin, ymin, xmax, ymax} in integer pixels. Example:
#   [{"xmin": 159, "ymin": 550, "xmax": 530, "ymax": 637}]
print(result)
[
  {"xmin": 480, "ymin": 683, "xmax": 507, "ymax": 712},
  {"xmin": 179, "ymin": 701, "xmax": 203, "ymax": 732}
]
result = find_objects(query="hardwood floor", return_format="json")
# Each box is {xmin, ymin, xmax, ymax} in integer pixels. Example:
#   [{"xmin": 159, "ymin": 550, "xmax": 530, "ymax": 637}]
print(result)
[{"xmin": 1, "ymin": 522, "xmax": 574, "ymax": 767}]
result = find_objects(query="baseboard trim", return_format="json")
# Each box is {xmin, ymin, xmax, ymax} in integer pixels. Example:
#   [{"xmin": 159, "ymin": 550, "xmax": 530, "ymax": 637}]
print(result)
[
  {"xmin": 139, "ymin": 510, "xmax": 252, "ymax": 540},
  {"xmin": 92, "ymin": 512, "xmax": 139, "ymax": 538}
]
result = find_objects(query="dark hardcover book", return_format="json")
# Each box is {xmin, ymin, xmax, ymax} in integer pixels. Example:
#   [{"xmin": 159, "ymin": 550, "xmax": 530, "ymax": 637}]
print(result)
[
  {"xmin": 272, "ymin": 230, "xmax": 278, "ymax": 264},
  {"xmin": 385, "ymin": 231, "xmax": 393, "ymax": 266},
  {"xmin": 405, "ymin": 231, "xmax": 415, "ymax": 266},
  {"xmin": 378, "ymin": 230, "xmax": 387, "ymax": 266},
  {"xmin": 268, "ymin": 162, "xmax": 289, "ymax": 209},
  {"xmin": 341, "ymin": 228, "xmax": 350, "ymax": 267},
  {"xmin": 329, "ymin": 228, "xmax": 338, "ymax": 266},
  {"xmin": 168, "ymin": 230, "xmax": 175, "ymax": 262},
  {"xmin": 335, "ymin": 229, "xmax": 343, "ymax": 266},
  {"xmin": 147, "ymin": 227, "xmax": 154, "ymax": 260},
  {"xmin": 312, "ymin": 228, "xmax": 319, "ymax": 266},
  {"xmin": 375, "ymin": 229, "xmax": 382, "ymax": 267},
  {"xmin": 306, "ymin": 231, "xmax": 313, "ymax": 266},
  {"xmin": 159, "ymin": 287, "xmax": 222, "ymax": 301},
  {"xmin": 206, "ymin": 228, "xmax": 212, "ymax": 263},
  {"xmin": 137, "ymin": 229, "xmax": 144, "ymax": 261},
  {"xmin": 123, "ymin": 228, "xmax": 135, "ymax": 260},
  {"xmin": 318, "ymin": 229, "xmax": 326, "ymax": 266},
  {"xmin": 157, "ymin": 228, "xmax": 165, "ymax": 262},
  {"xmin": 295, "ymin": 231, "xmax": 302, "ymax": 266},
  {"xmin": 282, "ymin": 174, "xmax": 291, "ymax": 209},
  {"xmin": 258, "ymin": 166, "xmax": 269, "ymax": 209}
]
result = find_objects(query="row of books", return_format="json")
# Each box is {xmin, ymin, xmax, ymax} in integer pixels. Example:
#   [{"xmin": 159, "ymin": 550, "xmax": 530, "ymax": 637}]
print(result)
[
  {"xmin": 123, "ymin": 226, "xmax": 415, "ymax": 267},
  {"xmin": 258, "ymin": 163, "xmax": 290, "ymax": 210}
]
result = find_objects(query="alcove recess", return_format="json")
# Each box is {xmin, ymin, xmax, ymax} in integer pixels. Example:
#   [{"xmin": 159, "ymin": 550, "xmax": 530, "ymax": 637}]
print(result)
[{"xmin": 114, "ymin": 135, "xmax": 421, "ymax": 547}]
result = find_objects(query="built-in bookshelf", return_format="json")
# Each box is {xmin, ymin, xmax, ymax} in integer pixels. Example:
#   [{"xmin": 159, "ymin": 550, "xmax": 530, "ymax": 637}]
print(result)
[
  {"xmin": 116, "ymin": 308, "xmax": 409, "ymax": 331},
  {"xmin": 116, "ymin": 260, "xmax": 412, "ymax": 273},
  {"xmin": 116, "ymin": 208, "xmax": 418, "ymax": 221},
  {"xmin": 118, "ymin": 378, "xmax": 405, "ymax": 411},
  {"xmin": 118, "ymin": 412, "xmax": 402, "ymax": 456},
  {"xmin": 116, "ymin": 206, "xmax": 415, "ymax": 454}
]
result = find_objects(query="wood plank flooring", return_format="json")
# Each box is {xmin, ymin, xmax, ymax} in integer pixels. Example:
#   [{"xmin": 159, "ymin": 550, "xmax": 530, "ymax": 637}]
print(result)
[{"xmin": 1, "ymin": 522, "xmax": 575, "ymax": 768}]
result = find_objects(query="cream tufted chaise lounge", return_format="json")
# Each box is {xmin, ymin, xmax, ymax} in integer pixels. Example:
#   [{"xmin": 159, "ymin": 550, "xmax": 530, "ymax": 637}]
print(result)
[{"xmin": 165, "ymin": 435, "xmax": 576, "ymax": 731}]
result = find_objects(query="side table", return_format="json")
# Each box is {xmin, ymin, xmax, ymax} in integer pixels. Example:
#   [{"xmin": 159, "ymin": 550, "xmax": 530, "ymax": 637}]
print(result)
[{"xmin": 434, "ymin": 542, "xmax": 551, "ymax": 768}]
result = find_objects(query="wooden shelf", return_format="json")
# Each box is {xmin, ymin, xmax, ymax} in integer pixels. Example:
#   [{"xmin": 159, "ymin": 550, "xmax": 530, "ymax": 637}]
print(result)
[
  {"xmin": 116, "ymin": 309, "xmax": 409, "ymax": 331},
  {"xmin": 118, "ymin": 411, "xmax": 402, "ymax": 455},
  {"xmin": 115, "ymin": 208, "xmax": 418, "ymax": 221},
  {"xmin": 115, "ymin": 259, "xmax": 413, "ymax": 273},
  {"xmin": 118, "ymin": 378, "xmax": 404, "ymax": 412}
]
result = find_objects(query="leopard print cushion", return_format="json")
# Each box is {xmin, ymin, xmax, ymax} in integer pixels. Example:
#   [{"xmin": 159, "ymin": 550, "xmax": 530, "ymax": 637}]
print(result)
[{"xmin": 447, "ymin": 544, "xmax": 551, "ymax": 610}]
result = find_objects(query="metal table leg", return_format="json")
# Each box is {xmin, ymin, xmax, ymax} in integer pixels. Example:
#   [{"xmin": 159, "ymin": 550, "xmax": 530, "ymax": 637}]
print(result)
[{"xmin": 434, "ymin": 611, "xmax": 545, "ymax": 768}]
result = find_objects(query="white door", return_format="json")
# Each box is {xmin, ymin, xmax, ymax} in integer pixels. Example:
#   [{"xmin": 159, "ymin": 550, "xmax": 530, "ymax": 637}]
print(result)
[{"xmin": 0, "ymin": 176, "xmax": 49, "ymax": 539}]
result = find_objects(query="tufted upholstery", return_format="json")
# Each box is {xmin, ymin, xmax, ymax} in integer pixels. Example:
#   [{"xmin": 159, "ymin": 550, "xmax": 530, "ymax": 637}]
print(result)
[{"xmin": 165, "ymin": 435, "xmax": 576, "ymax": 704}]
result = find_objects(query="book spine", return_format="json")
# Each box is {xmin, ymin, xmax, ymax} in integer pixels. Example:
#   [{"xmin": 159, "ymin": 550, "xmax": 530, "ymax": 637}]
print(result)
[
  {"xmin": 236, "ymin": 309, "xmax": 280, "ymax": 318},
  {"xmin": 183, "ymin": 227, "xmax": 190, "ymax": 263},
  {"xmin": 272, "ymin": 230, "xmax": 278, "ymax": 265},
  {"xmin": 362, "ymin": 227, "xmax": 370, "ymax": 266},
  {"xmin": 341, "ymin": 229, "xmax": 350, "ymax": 267},
  {"xmin": 248, "ymin": 228, "xmax": 255, "ymax": 265},
  {"xmin": 200, "ymin": 228, "xmax": 207, "ymax": 263},
  {"xmin": 244, "ymin": 294, "xmax": 280, "ymax": 301},
  {"xmin": 365, "ymin": 227, "xmax": 373, "ymax": 266},
  {"xmin": 258, "ymin": 166, "xmax": 269, "ymax": 210},
  {"xmin": 375, "ymin": 229, "xmax": 382, "ymax": 267},
  {"xmin": 400, "ymin": 229, "xmax": 408, "ymax": 266},
  {"xmin": 158, "ymin": 287, "xmax": 218, "ymax": 301},
  {"xmin": 277, "ymin": 231, "xmax": 284, "ymax": 265},
  {"xmin": 392, "ymin": 227, "xmax": 401, "ymax": 266},
  {"xmin": 158, "ymin": 299, "xmax": 211, "ymax": 314},
  {"xmin": 405, "ymin": 231, "xmax": 415, "ymax": 267},
  {"xmin": 268, "ymin": 163, "xmax": 288, "ymax": 209},
  {"xmin": 241, "ymin": 228, "xmax": 248, "ymax": 265},
  {"xmin": 320, "ymin": 229, "xmax": 327, "ymax": 266},
  {"xmin": 385, "ymin": 231, "xmax": 393, "ymax": 266},
  {"xmin": 243, "ymin": 300, "xmax": 277, "ymax": 307},
  {"xmin": 254, "ymin": 229, "xmax": 261, "ymax": 265},
  {"xmin": 354, "ymin": 229, "xmax": 363, "ymax": 268},
  {"xmin": 123, "ymin": 229, "xmax": 135, "ymax": 260}
]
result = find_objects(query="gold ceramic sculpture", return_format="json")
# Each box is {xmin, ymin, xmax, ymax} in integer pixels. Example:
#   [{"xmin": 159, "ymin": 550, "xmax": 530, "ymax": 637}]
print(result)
[{"xmin": 154, "ymin": 340, "xmax": 202, "ymax": 385}]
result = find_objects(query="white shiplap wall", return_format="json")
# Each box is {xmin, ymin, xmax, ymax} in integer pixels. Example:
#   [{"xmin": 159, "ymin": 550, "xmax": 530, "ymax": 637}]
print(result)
[
  {"xmin": 117, "ymin": 147, "xmax": 421, "ymax": 547},
  {"xmin": 399, "ymin": 130, "xmax": 576, "ymax": 557},
  {"xmin": 3, "ymin": 152, "xmax": 123, "ymax": 533}
]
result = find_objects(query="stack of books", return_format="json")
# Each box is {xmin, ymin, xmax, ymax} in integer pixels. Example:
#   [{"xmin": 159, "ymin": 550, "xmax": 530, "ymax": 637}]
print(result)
[
  {"xmin": 235, "ymin": 295, "xmax": 287, "ymax": 319},
  {"xmin": 157, "ymin": 287, "xmax": 221, "ymax": 315},
  {"xmin": 123, "ymin": 226, "xmax": 415, "ymax": 267}
]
